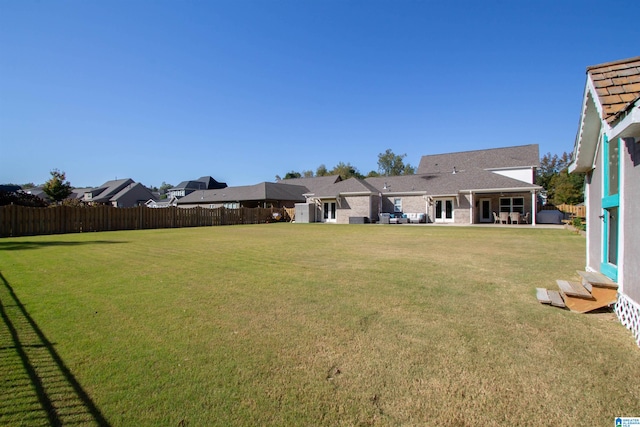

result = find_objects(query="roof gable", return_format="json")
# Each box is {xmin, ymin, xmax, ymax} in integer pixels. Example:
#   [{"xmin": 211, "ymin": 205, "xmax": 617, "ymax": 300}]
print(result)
[
  {"xmin": 171, "ymin": 176, "xmax": 227, "ymax": 191},
  {"xmin": 177, "ymin": 182, "xmax": 307, "ymax": 204},
  {"xmin": 417, "ymin": 144, "xmax": 539, "ymax": 174},
  {"xmin": 310, "ymin": 178, "xmax": 377, "ymax": 198},
  {"xmin": 587, "ymin": 56, "xmax": 640, "ymax": 125},
  {"xmin": 278, "ymin": 175, "xmax": 342, "ymax": 194},
  {"xmin": 571, "ymin": 57, "xmax": 640, "ymax": 173},
  {"xmin": 88, "ymin": 178, "xmax": 135, "ymax": 202}
]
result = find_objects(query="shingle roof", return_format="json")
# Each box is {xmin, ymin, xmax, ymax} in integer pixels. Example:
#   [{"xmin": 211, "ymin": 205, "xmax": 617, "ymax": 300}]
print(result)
[
  {"xmin": 89, "ymin": 179, "xmax": 135, "ymax": 202},
  {"xmin": 109, "ymin": 182, "xmax": 152, "ymax": 202},
  {"xmin": 309, "ymin": 178, "xmax": 378, "ymax": 198},
  {"xmin": 171, "ymin": 176, "xmax": 227, "ymax": 191},
  {"xmin": 587, "ymin": 56, "xmax": 640, "ymax": 125},
  {"xmin": 368, "ymin": 170, "xmax": 539, "ymax": 197},
  {"xmin": 277, "ymin": 175, "xmax": 342, "ymax": 194},
  {"xmin": 177, "ymin": 182, "xmax": 307, "ymax": 204},
  {"xmin": 417, "ymin": 144, "xmax": 539, "ymax": 174}
]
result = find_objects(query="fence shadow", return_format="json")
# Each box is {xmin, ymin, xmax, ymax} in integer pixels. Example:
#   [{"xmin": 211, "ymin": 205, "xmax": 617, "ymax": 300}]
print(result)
[
  {"xmin": 0, "ymin": 240, "xmax": 129, "ymax": 251},
  {"xmin": 0, "ymin": 271, "xmax": 111, "ymax": 426}
]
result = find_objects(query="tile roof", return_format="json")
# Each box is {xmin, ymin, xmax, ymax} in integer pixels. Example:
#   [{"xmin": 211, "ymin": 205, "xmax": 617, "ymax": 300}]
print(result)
[
  {"xmin": 587, "ymin": 56, "xmax": 640, "ymax": 124},
  {"xmin": 417, "ymin": 144, "xmax": 539, "ymax": 174}
]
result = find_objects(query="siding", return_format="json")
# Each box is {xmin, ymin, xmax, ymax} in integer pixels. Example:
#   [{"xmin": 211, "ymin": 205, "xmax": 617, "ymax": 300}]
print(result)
[
  {"xmin": 623, "ymin": 137, "xmax": 640, "ymax": 302},
  {"xmin": 587, "ymin": 148, "xmax": 603, "ymax": 273}
]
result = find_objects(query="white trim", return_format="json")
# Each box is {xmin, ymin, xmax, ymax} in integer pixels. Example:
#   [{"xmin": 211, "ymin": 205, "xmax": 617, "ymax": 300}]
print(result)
[
  {"xmin": 615, "ymin": 293, "xmax": 640, "ymax": 347},
  {"xmin": 466, "ymin": 186, "xmax": 541, "ymax": 193},
  {"xmin": 618, "ymin": 137, "xmax": 625, "ymax": 294},
  {"xmin": 379, "ymin": 191, "xmax": 428, "ymax": 196},
  {"xmin": 484, "ymin": 166, "xmax": 538, "ymax": 171},
  {"xmin": 607, "ymin": 102, "xmax": 640, "ymax": 141}
]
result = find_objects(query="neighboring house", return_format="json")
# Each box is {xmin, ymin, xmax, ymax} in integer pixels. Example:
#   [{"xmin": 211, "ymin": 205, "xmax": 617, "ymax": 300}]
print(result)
[
  {"xmin": 69, "ymin": 188, "xmax": 93, "ymax": 201},
  {"xmin": 569, "ymin": 56, "xmax": 640, "ymax": 346},
  {"xmin": 300, "ymin": 144, "xmax": 541, "ymax": 224},
  {"xmin": 167, "ymin": 176, "xmax": 227, "ymax": 199},
  {"xmin": 146, "ymin": 196, "xmax": 178, "ymax": 208},
  {"xmin": 176, "ymin": 182, "xmax": 307, "ymax": 209},
  {"xmin": 23, "ymin": 186, "xmax": 50, "ymax": 202},
  {"xmin": 83, "ymin": 179, "xmax": 155, "ymax": 207},
  {"xmin": 108, "ymin": 182, "xmax": 156, "ymax": 208}
]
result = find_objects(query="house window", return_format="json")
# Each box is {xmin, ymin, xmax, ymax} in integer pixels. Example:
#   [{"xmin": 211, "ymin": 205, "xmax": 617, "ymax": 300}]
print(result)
[
  {"xmin": 223, "ymin": 202, "xmax": 239, "ymax": 209},
  {"xmin": 394, "ymin": 198, "xmax": 402, "ymax": 212},
  {"xmin": 500, "ymin": 197, "xmax": 524, "ymax": 214}
]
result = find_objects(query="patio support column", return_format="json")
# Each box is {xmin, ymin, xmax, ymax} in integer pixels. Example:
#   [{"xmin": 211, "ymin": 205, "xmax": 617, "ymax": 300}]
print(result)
[
  {"xmin": 469, "ymin": 191, "xmax": 474, "ymax": 224},
  {"xmin": 531, "ymin": 191, "xmax": 537, "ymax": 226}
]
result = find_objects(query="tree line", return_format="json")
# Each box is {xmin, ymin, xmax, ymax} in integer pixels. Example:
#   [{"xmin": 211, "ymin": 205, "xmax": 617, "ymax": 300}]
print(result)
[
  {"xmin": 276, "ymin": 149, "xmax": 416, "ymax": 180},
  {"xmin": 535, "ymin": 151, "xmax": 585, "ymax": 205},
  {"xmin": 3, "ymin": 150, "xmax": 585, "ymax": 207}
]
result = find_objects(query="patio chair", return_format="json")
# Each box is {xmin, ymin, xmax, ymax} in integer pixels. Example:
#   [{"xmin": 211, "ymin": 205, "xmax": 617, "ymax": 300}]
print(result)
[
  {"xmin": 510, "ymin": 212, "xmax": 520, "ymax": 224},
  {"xmin": 493, "ymin": 212, "xmax": 500, "ymax": 224},
  {"xmin": 499, "ymin": 212, "xmax": 509, "ymax": 224}
]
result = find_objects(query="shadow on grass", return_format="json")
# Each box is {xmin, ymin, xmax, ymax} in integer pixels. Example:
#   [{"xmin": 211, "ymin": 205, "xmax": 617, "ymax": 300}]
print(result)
[
  {"xmin": 0, "ymin": 240, "xmax": 129, "ymax": 251},
  {"xmin": 0, "ymin": 271, "xmax": 111, "ymax": 426}
]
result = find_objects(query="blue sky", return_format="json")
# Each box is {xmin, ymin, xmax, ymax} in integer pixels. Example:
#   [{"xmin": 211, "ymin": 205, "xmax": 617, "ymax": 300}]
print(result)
[{"xmin": 1, "ymin": 0, "xmax": 638, "ymax": 188}]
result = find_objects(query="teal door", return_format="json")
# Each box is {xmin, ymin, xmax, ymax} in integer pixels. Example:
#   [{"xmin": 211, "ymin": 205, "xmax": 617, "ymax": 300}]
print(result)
[{"xmin": 601, "ymin": 135, "xmax": 619, "ymax": 281}]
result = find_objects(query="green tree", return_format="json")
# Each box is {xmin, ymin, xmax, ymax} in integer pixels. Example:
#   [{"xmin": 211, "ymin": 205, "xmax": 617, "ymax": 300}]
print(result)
[
  {"xmin": 284, "ymin": 171, "xmax": 302, "ymax": 179},
  {"xmin": 329, "ymin": 162, "xmax": 363, "ymax": 180},
  {"xmin": 536, "ymin": 152, "xmax": 571, "ymax": 193},
  {"xmin": 377, "ymin": 149, "xmax": 415, "ymax": 176},
  {"xmin": 316, "ymin": 164, "xmax": 329, "ymax": 177},
  {"xmin": 302, "ymin": 170, "xmax": 314, "ymax": 178},
  {"xmin": 159, "ymin": 182, "xmax": 173, "ymax": 194},
  {"xmin": 43, "ymin": 169, "xmax": 72, "ymax": 203},
  {"xmin": 550, "ymin": 169, "xmax": 585, "ymax": 205}
]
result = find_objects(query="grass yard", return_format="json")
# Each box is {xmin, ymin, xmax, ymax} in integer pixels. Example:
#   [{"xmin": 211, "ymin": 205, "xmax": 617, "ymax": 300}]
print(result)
[{"xmin": 1, "ymin": 224, "xmax": 639, "ymax": 426}]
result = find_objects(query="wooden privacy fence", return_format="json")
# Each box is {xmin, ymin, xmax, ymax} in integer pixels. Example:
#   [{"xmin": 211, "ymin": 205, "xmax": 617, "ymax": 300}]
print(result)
[
  {"xmin": 0, "ymin": 205, "xmax": 288, "ymax": 238},
  {"xmin": 556, "ymin": 203, "xmax": 586, "ymax": 218},
  {"xmin": 541, "ymin": 203, "xmax": 586, "ymax": 218}
]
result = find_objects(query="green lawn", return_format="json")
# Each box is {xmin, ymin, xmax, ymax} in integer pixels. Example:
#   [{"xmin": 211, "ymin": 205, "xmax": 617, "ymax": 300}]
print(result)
[{"xmin": 1, "ymin": 224, "xmax": 638, "ymax": 426}]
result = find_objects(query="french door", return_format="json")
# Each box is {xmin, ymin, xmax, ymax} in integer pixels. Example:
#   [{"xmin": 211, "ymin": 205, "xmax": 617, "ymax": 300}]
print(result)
[
  {"xmin": 435, "ymin": 198, "xmax": 454, "ymax": 223},
  {"xmin": 323, "ymin": 201, "xmax": 336, "ymax": 223}
]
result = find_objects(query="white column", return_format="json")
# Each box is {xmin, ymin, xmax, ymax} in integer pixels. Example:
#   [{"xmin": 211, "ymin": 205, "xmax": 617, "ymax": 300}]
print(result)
[
  {"xmin": 469, "ymin": 191, "xmax": 474, "ymax": 224},
  {"xmin": 531, "ymin": 191, "xmax": 536, "ymax": 226}
]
